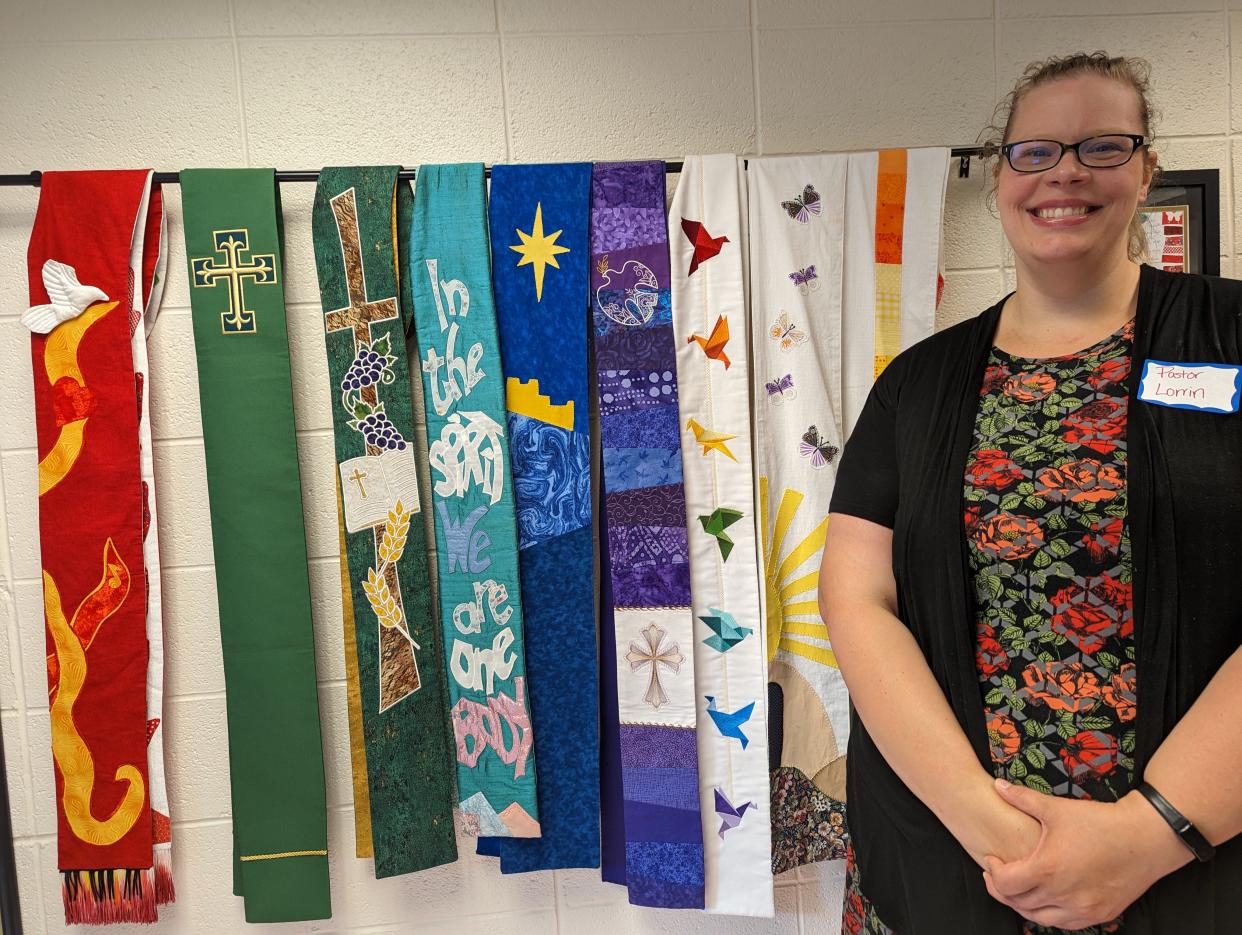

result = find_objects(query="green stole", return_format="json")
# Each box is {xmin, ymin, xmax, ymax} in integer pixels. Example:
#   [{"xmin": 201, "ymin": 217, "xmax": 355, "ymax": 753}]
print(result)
[
  {"xmin": 180, "ymin": 169, "xmax": 331, "ymax": 923},
  {"xmin": 311, "ymin": 166, "xmax": 457, "ymax": 876}
]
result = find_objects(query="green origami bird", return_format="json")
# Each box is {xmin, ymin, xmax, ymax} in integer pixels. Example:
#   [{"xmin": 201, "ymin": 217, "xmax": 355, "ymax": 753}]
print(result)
[
  {"xmin": 700, "ymin": 608, "xmax": 752, "ymax": 653},
  {"xmin": 698, "ymin": 507, "xmax": 744, "ymax": 560}
]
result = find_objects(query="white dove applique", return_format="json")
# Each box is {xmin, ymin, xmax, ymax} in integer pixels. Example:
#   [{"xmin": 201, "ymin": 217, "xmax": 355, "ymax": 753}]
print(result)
[{"xmin": 21, "ymin": 260, "xmax": 109, "ymax": 334}]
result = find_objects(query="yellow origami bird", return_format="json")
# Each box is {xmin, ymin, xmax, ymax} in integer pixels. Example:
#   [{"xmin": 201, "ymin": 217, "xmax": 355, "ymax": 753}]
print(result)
[{"xmin": 686, "ymin": 419, "xmax": 738, "ymax": 462}]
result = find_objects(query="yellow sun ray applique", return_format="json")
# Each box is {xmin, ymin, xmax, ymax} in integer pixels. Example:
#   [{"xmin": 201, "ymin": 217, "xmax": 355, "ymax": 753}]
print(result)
[{"xmin": 759, "ymin": 475, "xmax": 836, "ymax": 669}]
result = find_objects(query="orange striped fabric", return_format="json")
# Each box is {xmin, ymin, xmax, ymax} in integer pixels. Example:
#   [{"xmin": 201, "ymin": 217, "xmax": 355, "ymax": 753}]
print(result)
[{"xmin": 873, "ymin": 149, "xmax": 907, "ymax": 378}]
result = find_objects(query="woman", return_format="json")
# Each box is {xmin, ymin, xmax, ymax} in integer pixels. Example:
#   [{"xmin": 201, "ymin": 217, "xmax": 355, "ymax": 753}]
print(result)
[{"xmin": 822, "ymin": 52, "xmax": 1242, "ymax": 935}]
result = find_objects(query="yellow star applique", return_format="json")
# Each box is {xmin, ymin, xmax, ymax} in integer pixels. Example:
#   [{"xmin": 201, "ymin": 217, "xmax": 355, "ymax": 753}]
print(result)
[{"xmin": 510, "ymin": 202, "xmax": 570, "ymax": 302}]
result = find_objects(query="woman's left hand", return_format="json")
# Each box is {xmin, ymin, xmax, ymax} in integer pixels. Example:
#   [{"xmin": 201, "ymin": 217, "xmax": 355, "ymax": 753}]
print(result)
[{"xmin": 982, "ymin": 778, "xmax": 1192, "ymax": 930}]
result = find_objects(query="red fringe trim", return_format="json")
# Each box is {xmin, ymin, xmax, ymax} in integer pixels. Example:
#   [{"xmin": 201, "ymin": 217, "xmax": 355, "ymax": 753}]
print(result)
[
  {"xmin": 62, "ymin": 868, "xmax": 158, "ymax": 925},
  {"xmin": 153, "ymin": 846, "xmax": 176, "ymax": 905}
]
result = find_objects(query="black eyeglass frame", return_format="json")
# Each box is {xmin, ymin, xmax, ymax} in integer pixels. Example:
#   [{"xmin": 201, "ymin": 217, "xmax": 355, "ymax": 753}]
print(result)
[{"xmin": 1000, "ymin": 134, "xmax": 1147, "ymax": 173}]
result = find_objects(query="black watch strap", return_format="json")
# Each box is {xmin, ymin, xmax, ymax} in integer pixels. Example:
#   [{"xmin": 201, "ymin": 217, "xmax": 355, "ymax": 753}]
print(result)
[{"xmin": 1137, "ymin": 781, "xmax": 1216, "ymax": 862}]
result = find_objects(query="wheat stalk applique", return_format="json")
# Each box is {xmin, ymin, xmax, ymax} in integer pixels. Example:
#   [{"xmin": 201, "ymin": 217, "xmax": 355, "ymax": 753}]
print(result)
[{"xmin": 363, "ymin": 500, "xmax": 420, "ymax": 649}]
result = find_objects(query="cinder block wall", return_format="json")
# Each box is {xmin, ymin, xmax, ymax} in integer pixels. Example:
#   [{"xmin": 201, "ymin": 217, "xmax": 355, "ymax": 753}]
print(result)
[{"xmin": 0, "ymin": 1, "xmax": 1236, "ymax": 932}]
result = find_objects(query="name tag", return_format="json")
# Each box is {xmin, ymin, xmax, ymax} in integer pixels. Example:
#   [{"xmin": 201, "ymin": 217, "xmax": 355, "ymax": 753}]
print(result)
[{"xmin": 1138, "ymin": 360, "xmax": 1242, "ymax": 414}]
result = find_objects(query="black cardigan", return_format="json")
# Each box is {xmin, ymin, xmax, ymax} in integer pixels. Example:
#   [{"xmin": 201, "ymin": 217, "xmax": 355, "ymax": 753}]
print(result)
[{"xmin": 829, "ymin": 264, "xmax": 1242, "ymax": 934}]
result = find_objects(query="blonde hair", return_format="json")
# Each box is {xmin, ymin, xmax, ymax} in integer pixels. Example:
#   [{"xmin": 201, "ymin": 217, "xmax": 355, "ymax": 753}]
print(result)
[{"xmin": 980, "ymin": 51, "xmax": 1160, "ymax": 262}]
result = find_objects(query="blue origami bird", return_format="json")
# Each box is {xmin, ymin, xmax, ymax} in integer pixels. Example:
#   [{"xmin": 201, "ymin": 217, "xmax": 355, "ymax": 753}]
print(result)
[{"xmin": 704, "ymin": 695, "xmax": 755, "ymax": 749}]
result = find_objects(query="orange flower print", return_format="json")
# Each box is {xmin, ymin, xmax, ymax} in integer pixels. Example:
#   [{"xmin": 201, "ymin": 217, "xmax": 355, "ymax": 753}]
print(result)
[
  {"xmin": 987, "ymin": 713, "xmax": 1021, "ymax": 764},
  {"xmin": 1060, "ymin": 729, "xmax": 1119, "ymax": 779},
  {"xmin": 971, "ymin": 512, "xmax": 1044, "ymax": 560},
  {"xmin": 1034, "ymin": 458, "xmax": 1124, "ymax": 504},
  {"xmin": 1087, "ymin": 356, "xmax": 1130, "ymax": 391},
  {"xmin": 1061, "ymin": 398, "xmax": 1127, "ymax": 455},
  {"xmin": 1003, "ymin": 371, "xmax": 1057, "ymax": 402},
  {"xmin": 975, "ymin": 621, "xmax": 1008, "ymax": 677},
  {"xmin": 1102, "ymin": 662, "xmax": 1137, "ymax": 722},
  {"xmin": 1088, "ymin": 575, "xmax": 1134, "ymax": 638},
  {"xmin": 1080, "ymin": 516, "xmax": 1123, "ymax": 563},
  {"xmin": 980, "ymin": 363, "xmax": 1011, "ymax": 395},
  {"xmin": 965, "ymin": 449, "xmax": 1025, "ymax": 491},
  {"xmin": 1018, "ymin": 659, "xmax": 1101, "ymax": 712}
]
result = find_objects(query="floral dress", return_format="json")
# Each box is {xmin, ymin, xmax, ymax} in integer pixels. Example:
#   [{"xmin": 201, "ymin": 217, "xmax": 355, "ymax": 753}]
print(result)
[{"xmin": 843, "ymin": 320, "xmax": 1137, "ymax": 935}]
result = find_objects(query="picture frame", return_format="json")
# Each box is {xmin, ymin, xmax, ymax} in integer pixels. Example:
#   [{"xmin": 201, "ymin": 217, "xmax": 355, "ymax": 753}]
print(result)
[{"xmin": 1140, "ymin": 168, "xmax": 1220, "ymax": 276}]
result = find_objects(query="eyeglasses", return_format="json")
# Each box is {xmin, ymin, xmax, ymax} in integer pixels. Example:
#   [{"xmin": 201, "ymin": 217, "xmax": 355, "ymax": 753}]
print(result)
[{"xmin": 1000, "ymin": 134, "xmax": 1146, "ymax": 173}]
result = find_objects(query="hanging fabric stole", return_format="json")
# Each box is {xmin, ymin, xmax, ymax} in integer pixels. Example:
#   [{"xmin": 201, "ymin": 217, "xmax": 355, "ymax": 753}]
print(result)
[
  {"xmin": 749, "ymin": 150, "xmax": 950, "ymax": 875},
  {"xmin": 409, "ymin": 163, "xmax": 541, "ymax": 838},
  {"xmin": 132, "ymin": 181, "xmax": 175, "ymax": 908},
  {"xmin": 591, "ymin": 160, "xmax": 705, "ymax": 909},
  {"xmin": 312, "ymin": 166, "xmax": 458, "ymax": 876},
  {"xmin": 669, "ymin": 155, "xmax": 773, "ymax": 916},
  {"xmin": 25, "ymin": 169, "xmax": 171, "ymax": 925},
  {"xmin": 748, "ymin": 155, "xmax": 851, "ymax": 874},
  {"xmin": 181, "ymin": 168, "xmax": 332, "ymax": 923},
  {"xmin": 477, "ymin": 162, "xmax": 598, "ymax": 871},
  {"xmin": 841, "ymin": 149, "xmax": 949, "ymax": 437}
]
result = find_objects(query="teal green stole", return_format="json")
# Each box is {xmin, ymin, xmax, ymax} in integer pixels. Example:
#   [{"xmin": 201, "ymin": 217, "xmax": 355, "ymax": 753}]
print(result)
[
  {"xmin": 180, "ymin": 169, "xmax": 331, "ymax": 922},
  {"xmin": 409, "ymin": 164, "xmax": 541, "ymax": 838},
  {"xmin": 311, "ymin": 166, "xmax": 457, "ymax": 876}
]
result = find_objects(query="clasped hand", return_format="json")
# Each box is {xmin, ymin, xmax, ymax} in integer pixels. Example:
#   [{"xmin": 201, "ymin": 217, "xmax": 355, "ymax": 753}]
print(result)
[{"xmin": 981, "ymin": 778, "xmax": 1190, "ymax": 930}]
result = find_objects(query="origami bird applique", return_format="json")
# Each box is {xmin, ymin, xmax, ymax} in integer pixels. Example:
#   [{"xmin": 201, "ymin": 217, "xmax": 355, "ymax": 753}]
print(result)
[
  {"xmin": 686, "ymin": 418, "xmax": 738, "ymax": 462},
  {"xmin": 698, "ymin": 507, "xmax": 743, "ymax": 560},
  {"xmin": 681, "ymin": 217, "xmax": 729, "ymax": 275},
  {"xmin": 714, "ymin": 787, "xmax": 755, "ymax": 838},
  {"xmin": 700, "ymin": 608, "xmax": 752, "ymax": 653},
  {"xmin": 22, "ymin": 260, "xmax": 110, "ymax": 334},
  {"xmin": 686, "ymin": 314, "xmax": 731, "ymax": 369},
  {"xmin": 705, "ymin": 695, "xmax": 755, "ymax": 749}
]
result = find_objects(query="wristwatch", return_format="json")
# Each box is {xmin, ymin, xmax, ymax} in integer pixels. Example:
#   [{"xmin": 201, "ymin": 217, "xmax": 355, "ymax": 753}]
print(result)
[{"xmin": 1137, "ymin": 781, "xmax": 1216, "ymax": 863}]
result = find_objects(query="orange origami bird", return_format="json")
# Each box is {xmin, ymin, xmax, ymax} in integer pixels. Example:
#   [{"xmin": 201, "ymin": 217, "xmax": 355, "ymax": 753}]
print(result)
[
  {"xmin": 681, "ymin": 218, "xmax": 729, "ymax": 275},
  {"xmin": 687, "ymin": 314, "xmax": 731, "ymax": 369}
]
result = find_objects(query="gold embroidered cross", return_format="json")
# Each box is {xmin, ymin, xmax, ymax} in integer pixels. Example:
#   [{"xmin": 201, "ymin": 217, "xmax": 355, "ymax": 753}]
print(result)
[
  {"xmin": 626, "ymin": 623, "xmax": 684, "ymax": 710},
  {"xmin": 191, "ymin": 229, "xmax": 277, "ymax": 334}
]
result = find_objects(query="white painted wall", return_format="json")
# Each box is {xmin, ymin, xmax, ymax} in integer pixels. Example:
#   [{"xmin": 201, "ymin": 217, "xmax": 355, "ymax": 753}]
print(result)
[{"xmin": 0, "ymin": 1, "xmax": 1238, "ymax": 932}]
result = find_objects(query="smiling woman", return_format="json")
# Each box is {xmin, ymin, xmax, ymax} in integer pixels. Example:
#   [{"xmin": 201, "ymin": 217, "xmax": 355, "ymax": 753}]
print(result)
[{"xmin": 822, "ymin": 52, "xmax": 1242, "ymax": 935}]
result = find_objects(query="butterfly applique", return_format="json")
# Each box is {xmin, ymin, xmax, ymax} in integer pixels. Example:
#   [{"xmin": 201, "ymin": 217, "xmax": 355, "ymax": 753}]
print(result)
[
  {"xmin": 788, "ymin": 265, "xmax": 819, "ymax": 295},
  {"xmin": 781, "ymin": 184, "xmax": 822, "ymax": 223},
  {"xmin": 799, "ymin": 425, "xmax": 839, "ymax": 469},
  {"xmin": 765, "ymin": 373, "xmax": 796, "ymax": 403},
  {"xmin": 769, "ymin": 312, "xmax": 808, "ymax": 352}
]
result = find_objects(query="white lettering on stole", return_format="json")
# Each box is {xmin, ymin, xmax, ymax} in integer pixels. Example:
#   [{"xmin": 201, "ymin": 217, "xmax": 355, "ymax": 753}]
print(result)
[{"xmin": 422, "ymin": 258, "xmax": 485, "ymax": 417}]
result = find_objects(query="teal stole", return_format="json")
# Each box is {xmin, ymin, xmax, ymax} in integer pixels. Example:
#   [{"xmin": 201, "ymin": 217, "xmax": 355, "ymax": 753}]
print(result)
[
  {"xmin": 409, "ymin": 163, "xmax": 541, "ymax": 837},
  {"xmin": 180, "ymin": 169, "xmax": 331, "ymax": 922},
  {"xmin": 311, "ymin": 166, "xmax": 457, "ymax": 876}
]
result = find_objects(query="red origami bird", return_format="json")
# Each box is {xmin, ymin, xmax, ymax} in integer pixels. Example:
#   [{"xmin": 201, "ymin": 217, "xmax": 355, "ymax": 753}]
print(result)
[
  {"xmin": 687, "ymin": 314, "xmax": 731, "ymax": 369},
  {"xmin": 681, "ymin": 218, "xmax": 729, "ymax": 275}
]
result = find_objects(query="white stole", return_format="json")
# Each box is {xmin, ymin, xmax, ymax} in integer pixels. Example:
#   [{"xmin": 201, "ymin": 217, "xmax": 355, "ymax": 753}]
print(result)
[
  {"xmin": 748, "ymin": 149, "xmax": 949, "ymax": 874},
  {"xmin": 129, "ymin": 175, "xmax": 173, "ymax": 888},
  {"xmin": 670, "ymin": 155, "xmax": 773, "ymax": 917},
  {"xmin": 748, "ymin": 155, "xmax": 850, "ymax": 817}
]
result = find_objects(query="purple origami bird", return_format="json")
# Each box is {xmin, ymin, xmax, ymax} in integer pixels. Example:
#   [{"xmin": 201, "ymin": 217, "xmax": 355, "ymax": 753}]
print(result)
[{"xmin": 714, "ymin": 787, "xmax": 755, "ymax": 838}]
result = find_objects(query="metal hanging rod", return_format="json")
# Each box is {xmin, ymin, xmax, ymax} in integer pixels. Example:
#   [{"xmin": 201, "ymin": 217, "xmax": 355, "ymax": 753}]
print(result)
[{"xmin": 0, "ymin": 147, "xmax": 989, "ymax": 188}]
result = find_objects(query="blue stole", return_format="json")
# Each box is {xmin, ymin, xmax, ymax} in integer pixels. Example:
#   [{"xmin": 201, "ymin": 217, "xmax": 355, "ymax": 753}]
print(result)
[
  {"xmin": 409, "ymin": 164, "xmax": 540, "ymax": 838},
  {"xmin": 476, "ymin": 162, "xmax": 598, "ymax": 870},
  {"xmin": 591, "ymin": 160, "xmax": 705, "ymax": 908}
]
